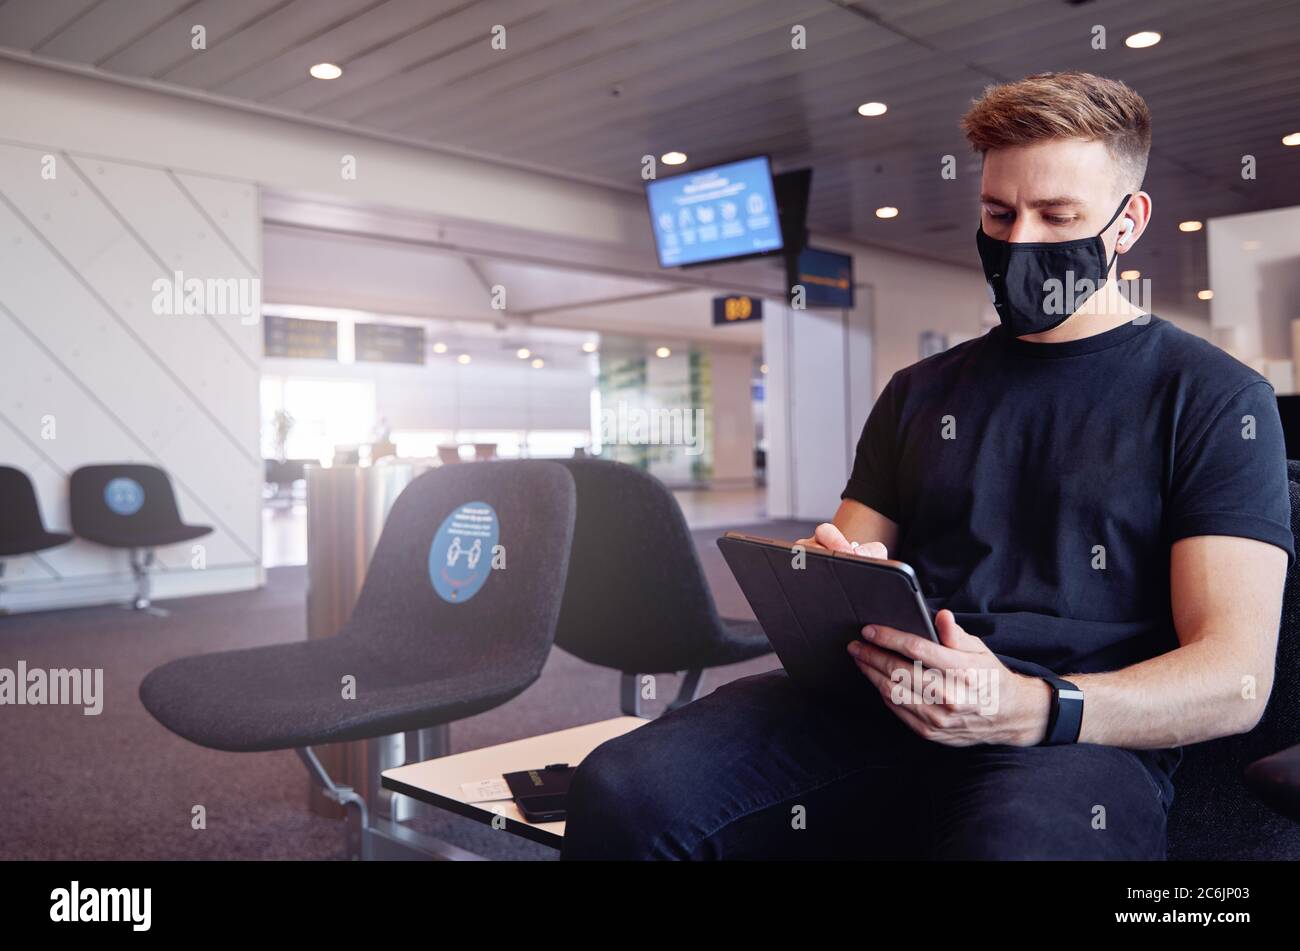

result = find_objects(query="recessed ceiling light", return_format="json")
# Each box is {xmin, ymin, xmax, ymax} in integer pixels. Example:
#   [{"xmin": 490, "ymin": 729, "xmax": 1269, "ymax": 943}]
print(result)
[
  {"xmin": 531, "ymin": 358, "xmax": 545, "ymax": 368},
  {"xmin": 516, "ymin": 348, "xmax": 530, "ymax": 359},
  {"xmin": 1244, "ymin": 240, "xmax": 1262, "ymax": 251},
  {"xmin": 655, "ymin": 346, "xmax": 671, "ymax": 358},
  {"xmin": 1120, "ymin": 269, "xmax": 1141, "ymax": 280},
  {"xmin": 309, "ymin": 63, "xmax": 343, "ymax": 80},
  {"xmin": 457, "ymin": 353, "xmax": 471, "ymax": 365},
  {"xmin": 1124, "ymin": 31, "xmax": 1161, "ymax": 49},
  {"xmin": 1283, "ymin": 132, "xmax": 1300, "ymax": 147},
  {"xmin": 875, "ymin": 206, "xmax": 899, "ymax": 219},
  {"xmin": 857, "ymin": 102, "xmax": 887, "ymax": 117},
  {"xmin": 661, "ymin": 151, "xmax": 687, "ymax": 166},
  {"xmin": 432, "ymin": 341, "xmax": 447, "ymax": 353},
  {"xmin": 1178, "ymin": 220, "xmax": 1203, "ymax": 232},
  {"xmin": 1197, "ymin": 289, "xmax": 1214, "ymax": 300},
  {"xmin": 581, "ymin": 341, "xmax": 597, "ymax": 353}
]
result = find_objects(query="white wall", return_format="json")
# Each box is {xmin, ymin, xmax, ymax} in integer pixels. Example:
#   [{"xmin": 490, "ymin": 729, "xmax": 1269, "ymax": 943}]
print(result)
[
  {"xmin": 763, "ymin": 294, "xmax": 873, "ymax": 521},
  {"xmin": 707, "ymin": 347, "xmax": 756, "ymax": 486},
  {"xmin": 1208, "ymin": 205, "xmax": 1300, "ymax": 382},
  {"xmin": 0, "ymin": 142, "xmax": 262, "ymax": 611},
  {"xmin": 759, "ymin": 235, "xmax": 983, "ymax": 521}
]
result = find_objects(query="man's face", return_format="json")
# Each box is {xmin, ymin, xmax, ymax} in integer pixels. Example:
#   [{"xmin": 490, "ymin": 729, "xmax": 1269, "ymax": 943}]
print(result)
[{"xmin": 979, "ymin": 138, "xmax": 1127, "ymax": 244}]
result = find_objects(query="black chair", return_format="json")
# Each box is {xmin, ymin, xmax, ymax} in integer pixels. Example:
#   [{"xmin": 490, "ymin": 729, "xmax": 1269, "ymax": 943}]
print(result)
[
  {"xmin": 139, "ymin": 460, "xmax": 576, "ymax": 859},
  {"xmin": 554, "ymin": 458, "xmax": 772, "ymax": 715},
  {"xmin": 1166, "ymin": 460, "xmax": 1300, "ymax": 858},
  {"xmin": 70, "ymin": 464, "xmax": 212, "ymax": 612},
  {"xmin": 0, "ymin": 466, "xmax": 73, "ymax": 607}
]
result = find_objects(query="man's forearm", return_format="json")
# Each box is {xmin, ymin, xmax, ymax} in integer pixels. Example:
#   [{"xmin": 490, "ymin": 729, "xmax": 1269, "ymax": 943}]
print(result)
[{"xmin": 1069, "ymin": 638, "xmax": 1272, "ymax": 748}]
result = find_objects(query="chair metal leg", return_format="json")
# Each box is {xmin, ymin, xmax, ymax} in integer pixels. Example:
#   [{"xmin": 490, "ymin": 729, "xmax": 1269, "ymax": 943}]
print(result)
[
  {"xmin": 668, "ymin": 668, "xmax": 705, "ymax": 711},
  {"xmin": 620, "ymin": 672, "xmax": 644, "ymax": 717},
  {"xmin": 126, "ymin": 548, "xmax": 168, "ymax": 616},
  {"xmin": 296, "ymin": 747, "xmax": 369, "ymax": 859},
  {"xmin": 296, "ymin": 743, "xmax": 481, "ymax": 861}
]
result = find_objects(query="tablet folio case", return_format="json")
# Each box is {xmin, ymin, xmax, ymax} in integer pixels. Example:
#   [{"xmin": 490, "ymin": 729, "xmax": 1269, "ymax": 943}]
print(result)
[{"xmin": 717, "ymin": 536, "xmax": 932, "ymax": 697}]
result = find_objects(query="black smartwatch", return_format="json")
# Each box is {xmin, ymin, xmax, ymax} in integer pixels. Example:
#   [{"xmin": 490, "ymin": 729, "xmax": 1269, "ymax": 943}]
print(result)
[{"xmin": 1038, "ymin": 675, "xmax": 1084, "ymax": 746}]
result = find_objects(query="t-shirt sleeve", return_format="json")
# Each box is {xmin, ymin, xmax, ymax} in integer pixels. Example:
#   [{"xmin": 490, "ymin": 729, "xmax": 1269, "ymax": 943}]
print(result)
[
  {"xmin": 841, "ymin": 373, "xmax": 902, "ymax": 521},
  {"xmin": 1166, "ymin": 379, "xmax": 1295, "ymax": 566}
]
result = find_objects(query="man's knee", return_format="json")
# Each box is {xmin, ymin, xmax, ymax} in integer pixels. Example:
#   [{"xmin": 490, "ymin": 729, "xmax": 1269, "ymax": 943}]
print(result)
[{"xmin": 561, "ymin": 734, "xmax": 675, "ymax": 860}]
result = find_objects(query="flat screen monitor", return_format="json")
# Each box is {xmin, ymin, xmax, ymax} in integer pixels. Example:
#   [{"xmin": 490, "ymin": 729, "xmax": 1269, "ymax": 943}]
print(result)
[
  {"xmin": 789, "ymin": 246, "xmax": 855, "ymax": 309},
  {"xmin": 646, "ymin": 156, "xmax": 783, "ymax": 268}
]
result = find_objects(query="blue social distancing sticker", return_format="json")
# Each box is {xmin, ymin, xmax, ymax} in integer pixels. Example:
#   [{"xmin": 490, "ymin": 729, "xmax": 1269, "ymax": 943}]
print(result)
[
  {"xmin": 104, "ymin": 477, "xmax": 145, "ymax": 516},
  {"xmin": 429, "ymin": 502, "xmax": 499, "ymax": 603}
]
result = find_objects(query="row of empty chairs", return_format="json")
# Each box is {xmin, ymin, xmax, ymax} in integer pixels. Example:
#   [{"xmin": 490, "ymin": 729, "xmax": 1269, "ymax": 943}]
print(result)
[
  {"xmin": 140, "ymin": 458, "xmax": 771, "ymax": 859},
  {"xmin": 0, "ymin": 464, "xmax": 211, "ymax": 612}
]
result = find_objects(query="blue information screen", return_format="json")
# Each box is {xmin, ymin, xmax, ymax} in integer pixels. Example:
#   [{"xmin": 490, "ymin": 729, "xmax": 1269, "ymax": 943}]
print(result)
[{"xmin": 646, "ymin": 157, "xmax": 783, "ymax": 267}]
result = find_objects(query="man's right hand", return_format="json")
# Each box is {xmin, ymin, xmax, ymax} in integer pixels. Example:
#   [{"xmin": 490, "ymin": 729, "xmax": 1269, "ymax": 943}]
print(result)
[{"xmin": 794, "ymin": 522, "xmax": 889, "ymax": 560}]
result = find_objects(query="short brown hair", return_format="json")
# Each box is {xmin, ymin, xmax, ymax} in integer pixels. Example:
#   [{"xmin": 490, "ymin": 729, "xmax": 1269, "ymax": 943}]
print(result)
[{"xmin": 961, "ymin": 71, "xmax": 1151, "ymax": 189}]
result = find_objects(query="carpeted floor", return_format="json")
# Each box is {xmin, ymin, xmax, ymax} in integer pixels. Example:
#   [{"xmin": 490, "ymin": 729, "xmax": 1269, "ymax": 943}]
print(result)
[{"xmin": 0, "ymin": 519, "xmax": 815, "ymax": 860}]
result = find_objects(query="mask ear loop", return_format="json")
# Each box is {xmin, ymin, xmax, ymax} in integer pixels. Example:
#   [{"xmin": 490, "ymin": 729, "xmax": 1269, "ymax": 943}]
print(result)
[{"xmin": 1100, "ymin": 193, "xmax": 1134, "ymax": 276}]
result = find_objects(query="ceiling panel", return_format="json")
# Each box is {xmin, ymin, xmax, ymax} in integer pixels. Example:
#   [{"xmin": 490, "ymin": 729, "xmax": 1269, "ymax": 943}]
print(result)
[
  {"xmin": 1, "ymin": 0, "xmax": 1297, "ymax": 309},
  {"xmin": 0, "ymin": 0, "xmax": 99, "ymax": 51},
  {"xmin": 33, "ymin": 0, "xmax": 196, "ymax": 64},
  {"xmin": 98, "ymin": 0, "xmax": 290, "ymax": 78}
]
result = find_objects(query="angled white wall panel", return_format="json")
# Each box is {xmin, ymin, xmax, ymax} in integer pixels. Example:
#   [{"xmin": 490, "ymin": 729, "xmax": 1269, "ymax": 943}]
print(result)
[{"xmin": 0, "ymin": 142, "xmax": 262, "ymax": 612}]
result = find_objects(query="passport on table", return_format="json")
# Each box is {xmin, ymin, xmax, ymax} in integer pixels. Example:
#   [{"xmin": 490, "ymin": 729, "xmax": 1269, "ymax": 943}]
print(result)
[{"xmin": 503, "ymin": 763, "xmax": 576, "ymax": 822}]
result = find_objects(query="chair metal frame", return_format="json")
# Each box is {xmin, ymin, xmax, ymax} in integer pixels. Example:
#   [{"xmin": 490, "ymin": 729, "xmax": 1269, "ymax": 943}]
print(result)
[
  {"xmin": 296, "ymin": 726, "xmax": 485, "ymax": 861},
  {"xmin": 619, "ymin": 670, "xmax": 705, "ymax": 717}
]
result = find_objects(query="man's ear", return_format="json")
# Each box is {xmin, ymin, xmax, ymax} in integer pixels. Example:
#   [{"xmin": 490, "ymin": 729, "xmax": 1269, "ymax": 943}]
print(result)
[{"xmin": 1116, "ymin": 191, "xmax": 1152, "ymax": 252}]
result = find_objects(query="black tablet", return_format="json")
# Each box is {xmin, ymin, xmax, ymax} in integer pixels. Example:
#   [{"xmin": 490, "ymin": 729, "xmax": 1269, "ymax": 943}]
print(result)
[{"xmin": 717, "ymin": 531, "xmax": 938, "ymax": 696}]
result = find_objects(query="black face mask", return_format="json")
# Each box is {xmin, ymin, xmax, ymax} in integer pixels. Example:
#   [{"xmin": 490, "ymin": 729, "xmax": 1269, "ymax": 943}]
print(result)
[{"xmin": 976, "ymin": 194, "xmax": 1132, "ymax": 337}]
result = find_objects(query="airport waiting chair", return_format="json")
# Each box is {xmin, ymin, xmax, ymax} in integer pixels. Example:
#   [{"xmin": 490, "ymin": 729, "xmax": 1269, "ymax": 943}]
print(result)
[
  {"xmin": 139, "ymin": 460, "xmax": 577, "ymax": 860},
  {"xmin": 70, "ymin": 464, "xmax": 212, "ymax": 613},
  {"xmin": 554, "ymin": 458, "xmax": 772, "ymax": 715},
  {"xmin": 0, "ymin": 466, "xmax": 73, "ymax": 607},
  {"xmin": 1166, "ymin": 460, "xmax": 1300, "ymax": 859}
]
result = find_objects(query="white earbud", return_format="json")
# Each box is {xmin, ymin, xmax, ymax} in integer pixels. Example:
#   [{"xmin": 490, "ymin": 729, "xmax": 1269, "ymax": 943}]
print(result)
[{"xmin": 1118, "ymin": 218, "xmax": 1135, "ymax": 246}]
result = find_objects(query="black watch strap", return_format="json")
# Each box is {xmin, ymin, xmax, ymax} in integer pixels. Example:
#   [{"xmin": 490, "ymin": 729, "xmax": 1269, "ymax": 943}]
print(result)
[{"xmin": 1039, "ymin": 675, "xmax": 1084, "ymax": 746}]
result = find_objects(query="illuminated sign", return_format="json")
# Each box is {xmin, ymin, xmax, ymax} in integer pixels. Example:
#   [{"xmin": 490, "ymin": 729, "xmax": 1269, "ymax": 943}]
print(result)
[{"xmin": 712, "ymin": 295, "xmax": 763, "ymax": 325}]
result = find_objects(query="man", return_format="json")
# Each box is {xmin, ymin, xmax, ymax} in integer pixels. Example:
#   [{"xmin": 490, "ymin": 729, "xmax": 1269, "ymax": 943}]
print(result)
[{"xmin": 561, "ymin": 72, "xmax": 1293, "ymax": 860}]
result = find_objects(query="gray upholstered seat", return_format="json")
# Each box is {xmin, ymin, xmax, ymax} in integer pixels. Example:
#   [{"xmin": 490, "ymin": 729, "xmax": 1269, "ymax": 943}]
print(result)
[
  {"xmin": 140, "ymin": 460, "xmax": 576, "ymax": 753},
  {"xmin": 554, "ymin": 458, "xmax": 771, "ymax": 713},
  {"xmin": 0, "ymin": 465, "xmax": 71, "ymax": 557},
  {"xmin": 1166, "ymin": 460, "xmax": 1300, "ymax": 858}
]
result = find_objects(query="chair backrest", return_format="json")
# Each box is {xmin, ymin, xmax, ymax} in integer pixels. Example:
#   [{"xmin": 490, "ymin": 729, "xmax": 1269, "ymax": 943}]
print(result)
[
  {"xmin": 553, "ymin": 458, "xmax": 728, "ymax": 673},
  {"xmin": 69, "ymin": 464, "xmax": 186, "ymax": 545},
  {"xmin": 0, "ymin": 466, "xmax": 53, "ymax": 553},
  {"xmin": 1167, "ymin": 461, "xmax": 1300, "ymax": 858},
  {"xmin": 340, "ymin": 460, "xmax": 576, "ymax": 688}
]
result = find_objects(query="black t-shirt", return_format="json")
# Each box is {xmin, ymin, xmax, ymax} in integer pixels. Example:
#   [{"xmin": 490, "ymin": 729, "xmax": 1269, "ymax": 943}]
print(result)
[{"xmin": 842, "ymin": 316, "xmax": 1295, "ymax": 793}]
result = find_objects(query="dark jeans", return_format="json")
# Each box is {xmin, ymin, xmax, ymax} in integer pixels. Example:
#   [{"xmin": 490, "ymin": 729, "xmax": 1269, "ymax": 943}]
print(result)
[{"xmin": 561, "ymin": 669, "xmax": 1170, "ymax": 860}]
